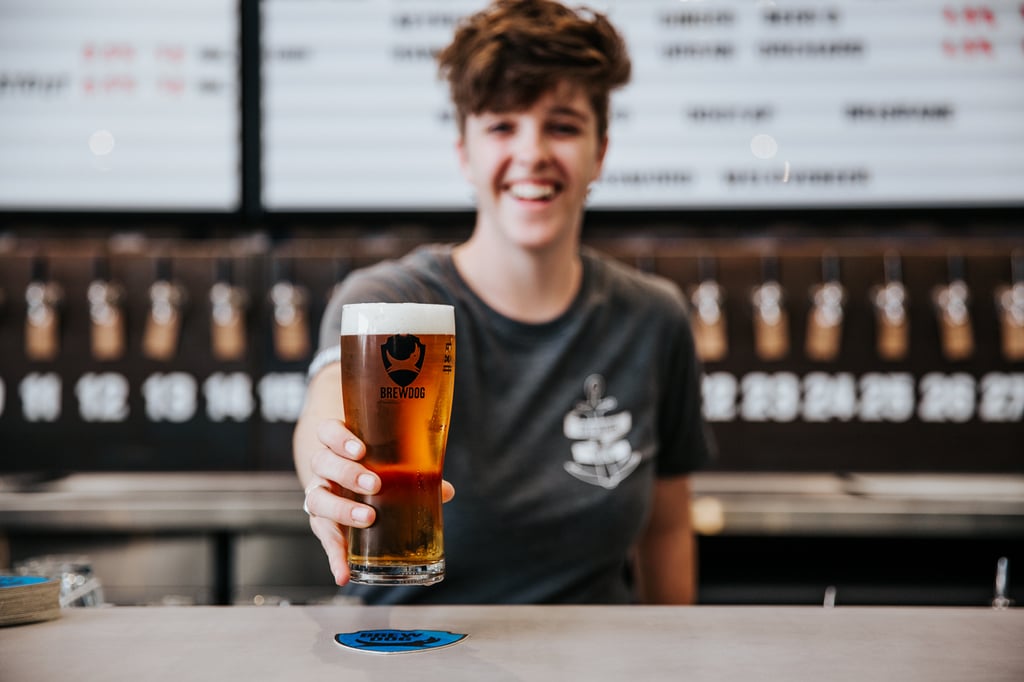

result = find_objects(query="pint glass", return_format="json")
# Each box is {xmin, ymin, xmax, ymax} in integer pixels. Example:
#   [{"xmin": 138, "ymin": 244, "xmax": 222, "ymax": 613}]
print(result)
[{"xmin": 340, "ymin": 302, "xmax": 455, "ymax": 585}]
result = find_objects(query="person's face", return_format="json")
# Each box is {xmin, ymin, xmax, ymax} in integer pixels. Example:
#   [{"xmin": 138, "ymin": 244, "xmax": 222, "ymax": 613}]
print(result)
[{"xmin": 456, "ymin": 82, "xmax": 608, "ymax": 252}]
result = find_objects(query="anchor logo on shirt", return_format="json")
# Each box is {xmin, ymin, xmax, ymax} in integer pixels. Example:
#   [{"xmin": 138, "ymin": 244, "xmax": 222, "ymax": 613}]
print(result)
[{"xmin": 562, "ymin": 374, "xmax": 640, "ymax": 489}]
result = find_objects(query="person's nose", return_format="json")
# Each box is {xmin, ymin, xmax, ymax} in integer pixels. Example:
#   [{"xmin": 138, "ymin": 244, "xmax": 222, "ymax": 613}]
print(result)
[{"xmin": 511, "ymin": 124, "xmax": 550, "ymax": 169}]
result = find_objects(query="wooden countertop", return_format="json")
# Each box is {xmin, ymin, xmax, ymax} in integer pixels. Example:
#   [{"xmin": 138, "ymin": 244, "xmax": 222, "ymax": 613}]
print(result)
[{"xmin": 2, "ymin": 605, "xmax": 1022, "ymax": 681}]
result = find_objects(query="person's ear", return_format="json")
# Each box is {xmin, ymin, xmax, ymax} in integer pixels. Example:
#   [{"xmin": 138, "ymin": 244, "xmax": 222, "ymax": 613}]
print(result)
[
  {"xmin": 456, "ymin": 136, "xmax": 472, "ymax": 183},
  {"xmin": 592, "ymin": 135, "xmax": 609, "ymax": 182}
]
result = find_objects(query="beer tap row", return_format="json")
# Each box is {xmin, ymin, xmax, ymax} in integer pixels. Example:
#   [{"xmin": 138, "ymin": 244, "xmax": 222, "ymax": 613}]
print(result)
[
  {"xmin": 0, "ymin": 242, "xmax": 1022, "ymax": 367},
  {"xmin": 686, "ymin": 251, "xmax": 1024, "ymax": 364},
  {"xmin": 13, "ymin": 256, "xmax": 309, "ymax": 364}
]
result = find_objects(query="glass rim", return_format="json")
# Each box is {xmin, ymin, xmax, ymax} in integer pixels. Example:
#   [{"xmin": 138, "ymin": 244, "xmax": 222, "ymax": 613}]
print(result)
[{"xmin": 341, "ymin": 302, "xmax": 454, "ymax": 335}]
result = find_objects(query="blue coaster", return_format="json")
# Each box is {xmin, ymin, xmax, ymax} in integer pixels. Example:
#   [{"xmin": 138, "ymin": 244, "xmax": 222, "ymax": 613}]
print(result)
[{"xmin": 335, "ymin": 629, "xmax": 467, "ymax": 654}]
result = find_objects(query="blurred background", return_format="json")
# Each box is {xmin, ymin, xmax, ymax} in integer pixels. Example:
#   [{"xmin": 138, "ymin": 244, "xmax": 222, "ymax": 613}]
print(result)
[{"xmin": 0, "ymin": 0, "xmax": 1021, "ymax": 607}]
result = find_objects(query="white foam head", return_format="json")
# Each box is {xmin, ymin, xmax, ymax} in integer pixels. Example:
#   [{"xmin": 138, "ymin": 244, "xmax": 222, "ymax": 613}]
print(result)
[{"xmin": 341, "ymin": 302, "xmax": 454, "ymax": 335}]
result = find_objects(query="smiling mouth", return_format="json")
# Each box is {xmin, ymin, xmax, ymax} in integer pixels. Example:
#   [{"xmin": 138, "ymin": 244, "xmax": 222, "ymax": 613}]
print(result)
[{"xmin": 505, "ymin": 181, "xmax": 559, "ymax": 201}]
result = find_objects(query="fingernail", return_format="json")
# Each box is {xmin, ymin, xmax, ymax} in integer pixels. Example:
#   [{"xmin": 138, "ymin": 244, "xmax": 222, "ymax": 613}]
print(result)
[
  {"xmin": 357, "ymin": 473, "xmax": 378, "ymax": 492},
  {"xmin": 351, "ymin": 506, "xmax": 371, "ymax": 523},
  {"xmin": 344, "ymin": 440, "xmax": 362, "ymax": 456}
]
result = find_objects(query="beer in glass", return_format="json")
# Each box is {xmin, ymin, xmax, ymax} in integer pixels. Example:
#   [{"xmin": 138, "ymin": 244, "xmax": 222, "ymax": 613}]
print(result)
[{"xmin": 340, "ymin": 302, "xmax": 455, "ymax": 585}]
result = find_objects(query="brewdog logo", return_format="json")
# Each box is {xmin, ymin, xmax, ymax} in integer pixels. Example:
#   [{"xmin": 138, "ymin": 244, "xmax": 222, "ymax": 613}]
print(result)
[
  {"xmin": 381, "ymin": 334, "xmax": 426, "ymax": 387},
  {"xmin": 335, "ymin": 629, "xmax": 467, "ymax": 654}
]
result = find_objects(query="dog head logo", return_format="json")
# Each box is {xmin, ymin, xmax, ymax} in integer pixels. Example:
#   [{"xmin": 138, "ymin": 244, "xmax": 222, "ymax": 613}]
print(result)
[{"xmin": 380, "ymin": 334, "xmax": 426, "ymax": 387}]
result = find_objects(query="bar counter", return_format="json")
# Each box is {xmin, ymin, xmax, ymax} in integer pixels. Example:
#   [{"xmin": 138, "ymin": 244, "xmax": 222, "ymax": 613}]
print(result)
[
  {"xmin": 4, "ymin": 471, "xmax": 1023, "ymax": 536},
  {"xmin": 2, "ymin": 605, "xmax": 1022, "ymax": 681}
]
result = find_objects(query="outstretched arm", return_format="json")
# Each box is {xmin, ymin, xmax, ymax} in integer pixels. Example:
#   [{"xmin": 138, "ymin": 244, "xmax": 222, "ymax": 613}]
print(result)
[{"xmin": 293, "ymin": 362, "xmax": 378, "ymax": 586}]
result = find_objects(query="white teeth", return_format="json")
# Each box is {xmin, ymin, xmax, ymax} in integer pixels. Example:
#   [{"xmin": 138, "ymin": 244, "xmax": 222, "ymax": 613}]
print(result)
[{"xmin": 508, "ymin": 183, "xmax": 555, "ymax": 200}]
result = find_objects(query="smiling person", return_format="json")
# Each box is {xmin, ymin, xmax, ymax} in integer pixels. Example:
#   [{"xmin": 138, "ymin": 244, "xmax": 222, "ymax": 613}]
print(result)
[{"xmin": 293, "ymin": 0, "xmax": 714, "ymax": 605}]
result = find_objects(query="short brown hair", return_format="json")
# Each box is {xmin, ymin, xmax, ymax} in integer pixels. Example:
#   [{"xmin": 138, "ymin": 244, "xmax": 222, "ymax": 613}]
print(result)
[{"xmin": 437, "ymin": 0, "xmax": 631, "ymax": 139}]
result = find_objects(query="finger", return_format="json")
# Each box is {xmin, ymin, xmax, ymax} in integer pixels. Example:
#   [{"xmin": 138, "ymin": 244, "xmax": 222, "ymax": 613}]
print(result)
[
  {"xmin": 302, "ymin": 476, "xmax": 330, "ymax": 515},
  {"xmin": 310, "ymin": 447, "xmax": 380, "ymax": 495},
  {"xmin": 442, "ymin": 480, "xmax": 455, "ymax": 503},
  {"xmin": 316, "ymin": 419, "xmax": 365, "ymax": 460},
  {"xmin": 309, "ymin": 515, "xmax": 351, "ymax": 586},
  {"xmin": 304, "ymin": 480, "xmax": 377, "ymax": 528}
]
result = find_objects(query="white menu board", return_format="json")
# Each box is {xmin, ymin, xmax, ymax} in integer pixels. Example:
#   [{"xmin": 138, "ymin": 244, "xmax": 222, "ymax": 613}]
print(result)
[
  {"xmin": 262, "ymin": 0, "xmax": 1024, "ymax": 211},
  {"xmin": 0, "ymin": 0, "xmax": 240, "ymax": 211}
]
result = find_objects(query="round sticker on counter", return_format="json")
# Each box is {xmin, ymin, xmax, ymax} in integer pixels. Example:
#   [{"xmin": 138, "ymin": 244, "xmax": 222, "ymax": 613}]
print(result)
[{"xmin": 335, "ymin": 629, "xmax": 467, "ymax": 654}]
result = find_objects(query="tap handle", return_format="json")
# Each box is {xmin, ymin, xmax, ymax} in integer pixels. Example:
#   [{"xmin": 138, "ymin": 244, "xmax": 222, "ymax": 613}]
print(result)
[
  {"xmin": 997, "ymin": 251, "xmax": 1024, "ymax": 361},
  {"xmin": 806, "ymin": 253, "xmax": 845, "ymax": 361},
  {"xmin": 25, "ymin": 257, "xmax": 63, "ymax": 361},
  {"xmin": 932, "ymin": 255, "xmax": 973, "ymax": 361},
  {"xmin": 154, "ymin": 255, "xmax": 173, "ymax": 282},
  {"xmin": 697, "ymin": 253, "xmax": 717, "ymax": 283},
  {"xmin": 689, "ymin": 258, "xmax": 727, "ymax": 362},
  {"xmin": 760, "ymin": 254, "xmax": 779, "ymax": 283},
  {"xmin": 270, "ymin": 259, "xmax": 311, "ymax": 362},
  {"xmin": 88, "ymin": 256, "xmax": 126, "ymax": 361},
  {"xmin": 143, "ymin": 258, "xmax": 187, "ymax": 361},
  {"xmin": 947, "ymin": 253, "xmax": 966, "ymax": 282},
  {"xmin": 210, "ymin": 259, "xmax": 248, "ymax": 361},
  {"xmin": 821, "ymin": 251, "xmax": 840, "ymax": 283},
  {"xmin": 752, "ymin": 256, "xmax": 788, "ymax": 361},
  {"xmin": 883, "ymin": 250, "xmax": 903, "ymax": 283},
  {"xmin": 872, "ymin": 252, "xmax": 909, "ymax": 361},
  {"xmin": 992, "ymin": 557, "xmax": 1012, "ymax": 609}
]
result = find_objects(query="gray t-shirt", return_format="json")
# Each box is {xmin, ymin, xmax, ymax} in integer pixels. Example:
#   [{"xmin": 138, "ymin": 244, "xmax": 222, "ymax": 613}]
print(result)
[{"xmin": 311, "ymin": 244, "xmax": 714, "ymax": 604}]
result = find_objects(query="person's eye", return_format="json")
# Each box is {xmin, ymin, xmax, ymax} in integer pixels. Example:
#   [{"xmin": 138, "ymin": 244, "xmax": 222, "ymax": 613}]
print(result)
[
  {"xmin": 550, "ymin": 122, "xmax": 582, "ymax": 136},
  {"xmin": 486, "ymin": 121, "xmax": 513, "ymax": 134}
]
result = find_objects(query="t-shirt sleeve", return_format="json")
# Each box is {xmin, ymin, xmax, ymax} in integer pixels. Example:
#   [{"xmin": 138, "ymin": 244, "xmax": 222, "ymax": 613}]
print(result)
[
  {"xmin": 316, "ymin": 267, "xmax": 409, "ymax": 352},
  {"xmin": 310, "ymin": 255, "xmax": 447, "ymax": 379}
]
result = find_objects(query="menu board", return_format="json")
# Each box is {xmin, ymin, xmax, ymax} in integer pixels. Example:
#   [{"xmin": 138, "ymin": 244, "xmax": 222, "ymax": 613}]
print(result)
[
  {"xmin": 262, "ymin": 0, "xmax": 1024, "ymax": 211},
  {"xmin": 0, "ymin": 0, "xmax": 240, "ymax": 211}
]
